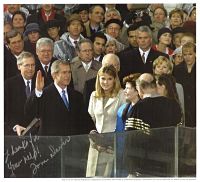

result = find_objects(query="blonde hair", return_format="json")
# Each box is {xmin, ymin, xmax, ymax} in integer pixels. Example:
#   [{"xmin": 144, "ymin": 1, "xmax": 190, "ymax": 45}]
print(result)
[
  {"xmin": 95, "ymin": 65, "xmax": 121, "ymax": 98},
  {"xmin": 153, "ymin": 56, "xmax": 174, "ymax": 74}
]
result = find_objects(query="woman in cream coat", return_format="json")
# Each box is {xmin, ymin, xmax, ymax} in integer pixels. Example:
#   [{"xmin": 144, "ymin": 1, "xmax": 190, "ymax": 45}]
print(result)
[{"xmin": 86, "ymin": 65, "xmax": 126, "ymax": 177}]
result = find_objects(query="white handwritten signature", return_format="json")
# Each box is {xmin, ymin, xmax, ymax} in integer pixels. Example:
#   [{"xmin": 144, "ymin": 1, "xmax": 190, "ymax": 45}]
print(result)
[{"xmin": 5, "ymin": 134, "xmax": 71, "ymax": 176}]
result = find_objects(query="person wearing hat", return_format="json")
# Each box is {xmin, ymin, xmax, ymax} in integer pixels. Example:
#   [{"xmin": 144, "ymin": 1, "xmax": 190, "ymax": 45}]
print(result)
[
  {"xmin": 104, "ymin": 18, "xmax": 126, "ymax": 52},
  {"xmin": 152, "ymin": 27, "xmax": 174, "ymax": 56},
  {"xmin": 104, "ymin": 8, "xmax": 130, "ymax": 47},
  {"xmin": 53, "ymin": 13, "xmax": 85, "ymax": 61},
  {"xmin": 105, "ymin": 19, "xmax": 123, "ymax": 40},
  {"xmin": 171, "ymin": 27, "xmax": 185, "ymax": 50},
  {"xmin": 24, "ymin": 22, "xmax": 40, "ymax": 57},
  {"xmin": 188, "ymin": 6, "xmax": 196, "ymax": 22},
  {"xmin": 45, "ymin": 19, "xmax": 61, "ymax": 42},
  {"xmin": 75, "ymin": 4, "xmax": 90, "ymax": 23},
  {"xmin": 26, "ymin": 4, "xmax": 66, "ymax": 37},
  {"xmin": 172, "ymin": 46, "xmax": 183, "ymax": 66}
]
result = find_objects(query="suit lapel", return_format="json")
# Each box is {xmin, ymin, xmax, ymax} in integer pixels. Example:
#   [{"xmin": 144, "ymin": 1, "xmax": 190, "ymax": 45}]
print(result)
[
  {"xmin": 136, "ymin": 49, "xmax": 144, "ymax": 64},
  {"xmin": 104, "ymin": 97, "xmax": 117, "ymax": 109},
  {"xmin": 146, "ymin": 49, "xmax": 154, "ymax": 64},
  {"xmin": 51, "ymin": 84, "xmax": 70, "ymax": 111},
  {"xmin": 18, "ymin": 75, "xmax": 27, "ymax": 98}
]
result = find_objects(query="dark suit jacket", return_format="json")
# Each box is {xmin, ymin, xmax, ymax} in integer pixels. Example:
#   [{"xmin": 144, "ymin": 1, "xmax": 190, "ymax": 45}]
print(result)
[
  {"xmin": 24, "ymin": 40, "xmax": 37, "ymax": 58},
  {"xmin": 4, "ymin": 46, "xmax": 20, "ymax": 80},
  {"xmin": 173, "ymin": 62, "xmax": 196, "ymax": 127},
  {"xmin": 95, "ymin": 54, "xmax": 104, "ymax": 62},
  {"xmin": 25, "ymin": 83, "xmax": 95, "ymax": 136},
  {"xmin": 118, "ymin": 47, "xmax": 169, "ymax": 79},
  {"xmin": 4, "ymin": 74, "xmax": 35, "ymax": 135},
  {"xmin": 35, "ymin": 58, "xmax": 55, "ymax": 87},
  {"xmin": 83, "ymin": 77, "xmax": 96, "ymax": 109}
]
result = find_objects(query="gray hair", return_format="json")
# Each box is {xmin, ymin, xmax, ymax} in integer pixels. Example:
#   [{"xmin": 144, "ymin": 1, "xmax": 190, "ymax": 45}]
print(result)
[
  {"xmin": 137, "ymin": 25, "xmax": 152, "ymax": 38},
  {"xmin": 105, "ymin": 8, "xmax": 121, "ymax": 18},
  {"xmin": 51, "ymin": 60, "xmax": 70, "ymax": 75},
  {"xmin": 17, "ymin": 51, "xmax": 35, "ymax": 65},
  {"xmin": 76, "ymin": 38, "xmax": 93, "ymax": 52},
  {"xmin": 36, "ymin": 37, "xmax": 54, "ymax": 51}
]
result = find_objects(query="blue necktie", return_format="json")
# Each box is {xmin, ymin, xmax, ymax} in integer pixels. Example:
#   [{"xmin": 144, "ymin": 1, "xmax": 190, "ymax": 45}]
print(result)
[
  {"xmin": 26, "ymin": 80, "xmax": 31, "ymax": 97},
  {"xmin": 62, "ymin": 90, "xmax": 69, "ymax": 109}
]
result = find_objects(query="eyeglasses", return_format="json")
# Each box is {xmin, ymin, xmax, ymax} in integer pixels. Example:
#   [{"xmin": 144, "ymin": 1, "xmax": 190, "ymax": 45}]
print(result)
[
  {"xmin": 22, "ymin": 64, "xmax": 35, "ymax": 68},
  {"xmin": 107, "ymin": 26, "xmax": 120, "ymax": 31}
]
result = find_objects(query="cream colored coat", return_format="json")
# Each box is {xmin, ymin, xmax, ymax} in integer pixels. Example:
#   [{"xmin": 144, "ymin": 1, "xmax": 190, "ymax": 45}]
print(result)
[
  {"xmin": 88, "ymin": 89, "xmax": 126, "ymax": 133},
  {"xmin": 86, "ymin": 89, "xmax": 126, "ymax": 177}
]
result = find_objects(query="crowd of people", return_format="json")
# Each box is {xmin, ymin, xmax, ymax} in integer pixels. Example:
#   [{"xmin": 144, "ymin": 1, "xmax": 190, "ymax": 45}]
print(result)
[
  {"xmin": 4, "ymin": 3, "xmax": 196, "ymax": 177},
  {"xmin": 4, "ymin": 4, "xmax": 196, "ymax": 135}
]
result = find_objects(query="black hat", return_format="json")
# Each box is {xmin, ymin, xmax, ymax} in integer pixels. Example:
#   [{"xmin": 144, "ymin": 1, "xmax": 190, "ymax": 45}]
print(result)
[
  {"xmin": 45, "ymin": 19, "xmax": 60, "ymax": 29},
  {"xmin": 74, "ymin": 4, "xmax": 90, "ymax": 13},
  {"xmin": 24, "ymin": 23, "xmax": 40, "ymax": 36},
  {"xmin": 157, "ymin": 27, "xmax": 172, "ymax": 40},
  {"xmin": 104, "ymin": 19, "xmax": 123, "ymax": 29},
  {"xmin": 172, "ymin": 27, "xmax": 186, "ymax": 36}
]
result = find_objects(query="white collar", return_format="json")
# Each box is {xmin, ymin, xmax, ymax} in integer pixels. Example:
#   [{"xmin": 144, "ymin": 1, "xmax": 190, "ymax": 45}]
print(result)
[
  {"xmin": 22, "ymin": 77, "xmax": 32, "ymax": 86},
  {"xmin": 139, "ymin": 47, "xmax": 151, "ymax": 56},
  {"xmin": 94, "ymin": 55, "xmax": 101, "ymax": 62},
  {"xmin": 41, "ymin": 62, "xmax": 50, "ymax": 70},
  {"xmin": 143, "ymin": 93, "xmax": 160, "ymax": 99},
  {"xmin": 69, "ymin": 36, "xmax": 80, "ymax": 46},
  {"xmin": 82, "ymin": 61, "xmax": 92, "ymax": 70},
  {"xmin": 54, "ymin": 82, "xmax": 67, "ymax": 93},
  {"xmin": 54, "ymin": 82, "xmax": 69, "ymax": 101}
]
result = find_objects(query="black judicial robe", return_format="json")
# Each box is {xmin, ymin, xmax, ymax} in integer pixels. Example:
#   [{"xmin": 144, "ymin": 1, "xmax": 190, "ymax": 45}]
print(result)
[{"xmin": 128, "ymin": 96, "xmax": 182, "ymax": 129}]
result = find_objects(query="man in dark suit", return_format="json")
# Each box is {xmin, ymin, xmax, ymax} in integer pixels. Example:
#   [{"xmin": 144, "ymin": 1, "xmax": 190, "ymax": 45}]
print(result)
[
  {"xmin": 90, "ymin": 32, "xmax": 107, "ymax": 62},
  {"xmin": 25, "ymin": 60, "xmax": 95, "ymax": 136},
  {"xmin": 4, "ymin": 29, "xmax": 24, "ymax": 80},
  {"xmin": 5, "ymin": 52, "xmax": 36, "ymax": 135},
  {"xmin": 118, "ymin": 25, "xmax": 168, "ymax": 79},
  {"xmin": 35, "ymin": 37, "xmax": 56, "ymax": 87}
]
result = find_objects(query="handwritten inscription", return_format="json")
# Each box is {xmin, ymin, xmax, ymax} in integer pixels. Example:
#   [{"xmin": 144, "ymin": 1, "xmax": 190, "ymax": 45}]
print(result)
[
  {"xmin": 11, "ymin": 140, "xmax": 29, "ymax": 156},
  {"xmin": 30, "ymin": 158, "xmax": 49, "ymax": 175},
  {"xmin": 4, "ymin": 134, "xmax": 71, "ymax": 176},
  {"xmin": 49, "ymin": 137, "xmax": 70, "ymax": 159}
]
